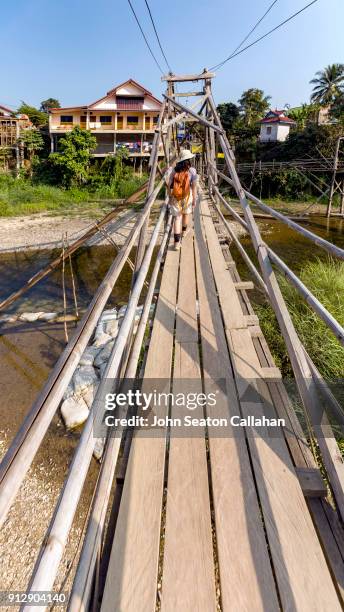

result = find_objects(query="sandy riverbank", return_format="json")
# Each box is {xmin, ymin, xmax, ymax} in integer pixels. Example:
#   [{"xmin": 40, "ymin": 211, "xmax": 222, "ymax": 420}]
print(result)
[{"xmin": 0, "ymin": 205, "xmax": 247, "ymax": 253}]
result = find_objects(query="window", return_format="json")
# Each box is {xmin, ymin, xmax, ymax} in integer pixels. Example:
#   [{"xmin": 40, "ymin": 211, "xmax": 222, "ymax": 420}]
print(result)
[
  {"xmin": 266, "ymin": 126, "xmax": 272, "ymax": 134},
  {"xmin": 127, "ymin": 116, "xmax": 139, "ymax": 124},
  {"xmin": 117, "ymin": 96, "xmax": 144, "ymax": 110},
  {"xmin": 80, "ymin": 116, "xmax": 87, "ymax": 124},
  {"xmin": 153, "ymin": 116, "xmax": 159, "ymax": 124},
  {"xmin": 100, "ymin": 116, "xmax": 112, "ymax": 123},
  {"xmin": 60, "ymin": 115, "xmax": 73, "ymax": 124}
]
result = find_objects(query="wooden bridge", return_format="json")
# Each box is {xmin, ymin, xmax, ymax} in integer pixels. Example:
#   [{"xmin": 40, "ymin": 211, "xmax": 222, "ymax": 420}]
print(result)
[{"xmin": 1, "ymin": 72, "xmax": 344, "ymax": 611}]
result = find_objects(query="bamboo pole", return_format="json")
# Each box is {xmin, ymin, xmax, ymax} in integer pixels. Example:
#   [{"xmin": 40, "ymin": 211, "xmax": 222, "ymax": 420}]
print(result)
[
  {"xmin": 24, "ymin": 205, "xmax": 167, "ymax": 607},
  {"xmin": 0, "ymin": 178, "xmax": 165, "ymax": 530},
  {"xmin": 61, "ymin": 233, "xmax": 69, "ymax": 343},
  {"xmin": 213, "ymin": 166, "xmax": 344, "ymax": 261},
  {"xmin": 212, "ymin": 184, "xmax": 344, "ymax": 348},
  {"xmin": 210, "ymin": 183, "xmax": 344, "ymax": 430},
  {"xmin": 327, "ymin": 137, "xmax": 343, "ymax": 217},
  {"xmin": 67, "ymin": 235, "xmax": 79, "ymax": 320},
  {"xmin": 132, "ymin": 102, "xmax": 166, "ymax": 286},
  {"xmin": 68, "ymin": 214, "xmax": 172, "ymax": 612}
]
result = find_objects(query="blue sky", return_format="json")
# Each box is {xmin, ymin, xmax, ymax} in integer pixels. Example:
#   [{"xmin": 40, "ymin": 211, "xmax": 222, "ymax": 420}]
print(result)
[{"xmin": 1, "ymin": 0, "xmax": 343, "ymax": 111}]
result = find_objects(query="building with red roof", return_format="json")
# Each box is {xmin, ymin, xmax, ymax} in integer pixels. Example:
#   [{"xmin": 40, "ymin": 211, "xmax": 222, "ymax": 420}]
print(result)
[{"xmin": 259, "ymin": 109, "xmax": 296, "ymax": 143}]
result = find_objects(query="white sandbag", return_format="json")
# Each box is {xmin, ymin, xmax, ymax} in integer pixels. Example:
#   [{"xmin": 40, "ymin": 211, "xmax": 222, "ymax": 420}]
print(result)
[
  {"xmin": 73, "ymin": 366, "xmax": 99, "ymax": 395},
  {"xmin": 93, "ymin": 438, "xmax": 106, "ymax": 461},
  {"xmin": 94, "ymin": 341, "xmax": 115, "ymax": 368},
  {"xmin": 82, "ymin": 382, "xmax": 99, "ymax": 409},
  {"xmin": 38, "ymin": 312, "xmax": 58, "ymax": 322},
  {"xmin": 103, "ymin": 318, "xmax": 119, "ymax": 338},
  {"xmin": 63, "ymin": 383, "xmax": 74, "ymax": 400},
  {"xmin": 118, "ymin": 305, "xmax": 127, "ymax": 318},
  {"xmin": 79, "ymin": 346, "xmax": 99, "ymax": 367},
  {"xmin": 100, "ymin": 308, "xmax": 117, "ymax": 321},
  {"xmin": 61, "ymin": 395, "xmax": 89, "ymax": 429},
  {"xmin": 19, "ymin": 312, "xmax": 45, "ymax": 322},
  {"xmin": 0, "ymin": 314, "xmax": 17, "ymax": 323},
  {"xmin": 93, "ymin": 332, "xmax": 112, "ymax": 348}
]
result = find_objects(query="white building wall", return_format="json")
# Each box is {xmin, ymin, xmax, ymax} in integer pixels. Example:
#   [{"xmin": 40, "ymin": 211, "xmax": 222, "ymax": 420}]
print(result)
[{"xmin": 259, "ymin": 123, "xmax": 291, "ymax": 142}]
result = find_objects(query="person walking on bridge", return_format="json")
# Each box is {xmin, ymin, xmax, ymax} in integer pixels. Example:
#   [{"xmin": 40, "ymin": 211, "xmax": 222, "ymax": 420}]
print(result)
[{"xmin": 167, "ymin": 149, "xmax": 198, "ymax": 250}]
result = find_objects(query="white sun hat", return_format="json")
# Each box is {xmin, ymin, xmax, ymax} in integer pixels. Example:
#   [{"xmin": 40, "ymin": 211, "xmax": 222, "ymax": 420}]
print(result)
[{"xmin": 178, "ymin": 148, "xmax": 195, "ymax": 162}]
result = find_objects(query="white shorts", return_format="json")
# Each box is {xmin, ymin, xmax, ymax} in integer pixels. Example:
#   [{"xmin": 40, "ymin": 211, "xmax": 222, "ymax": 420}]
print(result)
[{"xmin": 169, "ymin": 196, "xmax": 193, "ymax": 217}]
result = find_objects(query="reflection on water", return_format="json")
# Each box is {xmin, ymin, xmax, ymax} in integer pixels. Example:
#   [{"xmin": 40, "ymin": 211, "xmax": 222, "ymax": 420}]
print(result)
[
  {"xmin": 230, "ymin": 215, "xmax": 344, "ymax": 302},
  {"xmin": 239, "ymin": 215, "xmax": 344, "ymax": 273},
  {"xmin": 0, "ymin": 245, "xmax": 135, "ymax": 315}
]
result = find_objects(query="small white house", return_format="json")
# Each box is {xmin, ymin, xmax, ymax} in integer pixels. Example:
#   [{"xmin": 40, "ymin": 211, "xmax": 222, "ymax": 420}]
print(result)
[{"xmin": 259, "ymin": 110, "xmax": 295, "ymax": 143}]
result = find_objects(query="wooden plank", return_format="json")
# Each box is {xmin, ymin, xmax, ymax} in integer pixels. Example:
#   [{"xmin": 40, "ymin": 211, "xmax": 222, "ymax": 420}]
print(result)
[
  {"xmin": 295, "ymin": 467, "xmax": 327, "ymax": 498},
  {"xmin": 252, "ymin": 310, "xmax": 344, "ymax": 603},
  {"xmin": 161, "ymin": 232, "xmax": 216, "ymax": 611},
  {"xmin": 234, "ymin": 281, "xmax": 254, "ymax": 290},
  {"xmin": 308, "ymin": 499, "xmax": 344, "ymax": 602},
  {"xmin": 201, "ymin": 197, "xmax": 341, "ymax": 610},
  {"xmin": 194, "ymin": 201, "xmax": 279, "ymax": 611},
  {"xmin": 101, "ymin": 239, "xmax": 180, "ymax": 612},
  {"xmin": 260, "ymin": 366, "xmax": 282, "ymax": 379},
  {"xmin": 228, "ymin": 325, "xmax": 342, "ymax": 611},
  {"xmin": 199, "ymin": 205, "xmax": 248, "ymax": 330}
]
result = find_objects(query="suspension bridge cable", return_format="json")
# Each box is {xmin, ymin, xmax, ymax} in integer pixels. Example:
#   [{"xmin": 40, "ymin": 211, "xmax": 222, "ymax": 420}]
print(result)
[
  {"xmin": 126, "ymin": 0, "xmax": 164, "ymax": 74},
  {"xmin": 210, "ymin": 0, "xmax": 320, "ymax": 71},
  {"xmin": 144, "ymin": 0, "xmax": 173, "ymax": 73},
  {"xmin": 211, "ymin": 0, "xmax": 279, "ymax": 70}
]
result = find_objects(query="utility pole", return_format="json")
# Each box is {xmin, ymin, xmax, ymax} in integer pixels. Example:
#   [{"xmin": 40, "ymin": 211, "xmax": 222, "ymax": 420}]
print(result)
[{"xmin": 327, "ymin": 136, "xmax": 344, "ymax": 217}]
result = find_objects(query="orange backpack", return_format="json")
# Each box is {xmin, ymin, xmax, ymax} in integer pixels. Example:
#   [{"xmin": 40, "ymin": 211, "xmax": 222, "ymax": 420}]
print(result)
[{"xmin": 172, "ymin": 170, "xmax": 191, "ymax": 201}]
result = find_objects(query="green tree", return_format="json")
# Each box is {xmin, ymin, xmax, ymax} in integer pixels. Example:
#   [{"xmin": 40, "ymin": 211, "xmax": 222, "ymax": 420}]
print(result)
[
  {"xmin": 40, "ymin": 98, "xmax": 61, "ymax": 113},
  {"xmin": 49, "ymin": 126, "xmax": 97, "ymax": 187},
  {"xmin": 288, "ymin": 103, "xmax": 320, "ymax": 130},
  {"xmin": 17, "ymin": 102, "xmax": 48, "ymax": 127},
  {"xmin": 238, "ymin": 88, "xmax": 271, "ymax": 126},
  {"xmin": 216, "ymin": 102, "xmax": 240, "ymax": 132},
  {"xmin": 330, "ymin": 94, "xmax": 344, "ymax": 125},
  {"xmin": 18, "ymin": 129, "xmax": 44, "ymax": 177},
  {"xmin": 310, "ymin": 64, "xmax": 344, "ymax": 105},
  {"xmin": 0, "ymin": 147, "xmax": 12, "ymax": 171}
]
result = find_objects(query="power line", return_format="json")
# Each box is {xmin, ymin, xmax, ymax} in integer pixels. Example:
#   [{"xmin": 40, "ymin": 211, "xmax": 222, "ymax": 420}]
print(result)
[
  {"xmin": 144, "ymin": 0, "xmax": 172, "ymax": 73},
  {"xmin": 216, "ymin": 0, "xmax": 279, "ymax": 67},
  {"xmin": 126, "ymin": 0, "xmax": 164, "ymax": 74},
  {"xmin": 210, "ymin": 0, "xmax": 320, "ymax": 71}
]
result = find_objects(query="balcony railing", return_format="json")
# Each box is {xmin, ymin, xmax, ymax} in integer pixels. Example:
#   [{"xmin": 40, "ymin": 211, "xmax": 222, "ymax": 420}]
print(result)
[
  {"xmin": 53, "ymin": 122, "xmax": 154, "ymax": 132},
  {"xmin": 93, "ymin": 143, "xmax": 115, "ymax": 154}
]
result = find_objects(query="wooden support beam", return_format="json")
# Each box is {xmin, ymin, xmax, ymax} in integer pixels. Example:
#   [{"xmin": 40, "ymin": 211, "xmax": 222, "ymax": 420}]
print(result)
[
  {"xmin": 161, "ymin": 71, "xmax": 215, "ymax": 82},
  {"xmin": 172, "ymin": 91, "xmax": 205, "ymax": 97},
  {"xmin": 296, "ymin": 467, "xmax": 327, "ymax": 498},
  {"xmin": 214, "ymin": 166, "xmax": 344, "ymax": 261},
  {"xmin": 164, "ymin": 94, "xmax": 224, "ymax": 135},
  {"xmin": 234, "ymin": 281, "xmax": 254, "ymax": 291}
]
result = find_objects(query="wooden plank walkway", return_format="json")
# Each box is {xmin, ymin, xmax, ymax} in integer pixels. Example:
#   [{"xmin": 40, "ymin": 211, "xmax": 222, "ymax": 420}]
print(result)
[{"xmin": 101, "ymin": 193, "xmax": 343, "ymax": 611}]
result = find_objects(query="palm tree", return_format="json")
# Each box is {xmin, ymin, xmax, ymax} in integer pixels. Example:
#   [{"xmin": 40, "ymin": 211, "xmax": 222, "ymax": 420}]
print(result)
[{"xmin": 310, "ymin": 64, "xmax": 344, "ymax": 105}]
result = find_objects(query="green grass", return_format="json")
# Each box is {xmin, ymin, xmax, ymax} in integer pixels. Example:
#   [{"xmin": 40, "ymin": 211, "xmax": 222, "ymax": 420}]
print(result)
[
  {"xmin": 0, "ymin": 173, "xmax": 147, "ymax": 217},
  {"xmin": 256, "ymin": 258, "xmax": 344, "ymax": 380}
]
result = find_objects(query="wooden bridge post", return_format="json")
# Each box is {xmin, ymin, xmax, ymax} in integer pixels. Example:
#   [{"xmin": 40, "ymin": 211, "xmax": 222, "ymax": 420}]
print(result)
[{"xmin": 327, "ymin": 136, "xmax": 344, "ymax": 217}]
